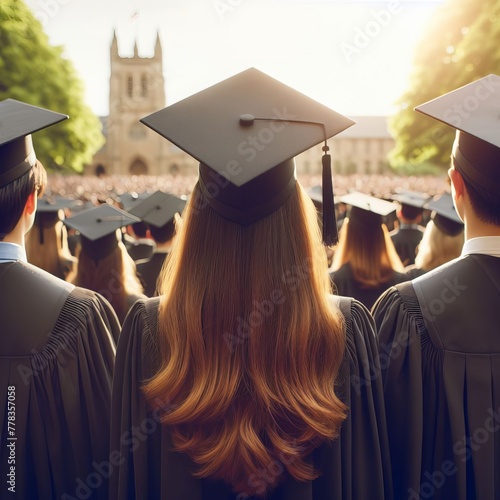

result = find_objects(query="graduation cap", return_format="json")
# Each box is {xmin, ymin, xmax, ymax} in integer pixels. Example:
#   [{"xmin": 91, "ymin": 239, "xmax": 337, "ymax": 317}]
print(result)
[
  {"xmin": 391, "ymin": 190, "xmax": 429, "ymax": 209},
  {"xmin": 415, "ymin": 74, "xmax": 500, "ymax": 193},
  {"xmin": 0, "ymin": 99, "xmax": 68, "ymax": 187},
  {"xmin": 426, "ymin": 193, "xmax": 464, "ymax": 236},
  {"xmin": 340, "ymin": 192, "xmax": 397, "ymax": 228},
  {"xmin": 391, "ymin": 190, "xmax": 429, "ymax": 220},
  {"xmin": 119, "ymin": 191, "xmax": 151, "ymax": 212},
  {"xmin": 37, "ymin": 195, "xmax": 76, "ymax": 214},
  {"xmin": 127, "ymin": 190, "xmax": 187, "ymax": 228},
  {"xmin": 140, "ymin": 68, "xmax": 355, "ymax": 245},
  {"xmin": 63, "ymin": 204, "xmax": 140, "ymax": 262}
]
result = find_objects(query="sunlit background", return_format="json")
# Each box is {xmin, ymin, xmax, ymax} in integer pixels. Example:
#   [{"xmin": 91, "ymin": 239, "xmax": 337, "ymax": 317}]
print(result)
[{"xmin": 23, "ymin": 0, "xmax": 445, "ymax": 117}]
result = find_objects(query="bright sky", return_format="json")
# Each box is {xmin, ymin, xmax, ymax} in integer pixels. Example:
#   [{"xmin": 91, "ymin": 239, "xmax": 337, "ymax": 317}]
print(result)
[{"xmin": 23, "ymin": 0, "xmax": 445, "ymax": 117}]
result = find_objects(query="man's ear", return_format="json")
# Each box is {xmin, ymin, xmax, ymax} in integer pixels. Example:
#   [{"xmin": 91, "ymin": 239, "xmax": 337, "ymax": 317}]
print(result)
[
  {"xmin": 449, "ymin": 166, "xmax": 465, "ymax": 200},
  {"xmin": 25, "ymin": 191, "xmax": 37, "ymax": 215}
]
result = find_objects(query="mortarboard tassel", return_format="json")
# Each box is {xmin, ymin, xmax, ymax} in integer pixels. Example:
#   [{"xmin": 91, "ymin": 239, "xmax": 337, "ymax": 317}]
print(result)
[
  {"xmin": 241, "ymin": 115, "xmax": 339, "ymax": 244},
  {"xmin": 322, "ymin": 143, "xmax": 338, "ymax": 246}
]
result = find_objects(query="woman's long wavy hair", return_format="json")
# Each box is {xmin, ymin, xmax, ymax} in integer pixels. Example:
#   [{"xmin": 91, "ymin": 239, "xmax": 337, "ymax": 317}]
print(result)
[
  {"xmin": 144, "ymin": 182, "xmax": 347, "ymax": 497},
  {"xmin": 331, "ymin": 217, "xmax": 404, "ymax": 287}
]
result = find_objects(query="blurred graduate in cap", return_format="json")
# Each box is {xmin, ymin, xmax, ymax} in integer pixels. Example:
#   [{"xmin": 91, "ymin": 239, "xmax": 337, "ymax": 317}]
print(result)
[
  {"xmin": 119, "ymin": 191, "xmax": 156, "ymax": 262},
  {"xmin": 390, "ymin": 190, "xmax": 428, "ymax": 266},
  {"xmin": 110, "ymin": 68, "xmax": 393, "ymax": 500},
  {"xmin": 329, "ymin": 192, "xmax": 406, "ymax": 310},
  {"xmin": 25, "ymin": 194, "xmax": 77, "ymax": 280},
  {"xmin": 0, "ymin": 99, "xmax": 118, "ymax": 499},
  {"xmin": 405, "ymin": 192, "xmax": 464, "ymax": 279},
  {"xmin": 65, "ymin": 204, "xmax": 147, "ymax": 326},
  {"xmin": 373, "ymin": 75, "xmax": 500, "ymax": 499},
  {"xmin": 129, "ymin": 190, "xmax": 186, "ymax": 297}
]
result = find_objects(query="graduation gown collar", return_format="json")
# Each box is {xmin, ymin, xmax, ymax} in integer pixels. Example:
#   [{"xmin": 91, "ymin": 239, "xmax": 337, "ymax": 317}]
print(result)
[
  {"xmin": 462, "ymin": 236, "xmax": 500, "ymax": 257},
  {"xmin": 0, "ymin": 241, "xmax": 27, "ymax": 263}
]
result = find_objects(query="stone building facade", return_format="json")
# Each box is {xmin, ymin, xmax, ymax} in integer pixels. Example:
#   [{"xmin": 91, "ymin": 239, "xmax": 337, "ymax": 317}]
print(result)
[
  {"xmin": 88, "ymin": 34, "xmax": 394, "ymax": 177},
  {"xmin": 296, "ymin": 115, "xmax": 395, "ymax": 176}
]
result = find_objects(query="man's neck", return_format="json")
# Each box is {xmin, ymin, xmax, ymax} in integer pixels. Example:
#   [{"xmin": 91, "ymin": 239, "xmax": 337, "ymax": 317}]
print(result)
[
  {"xmin": 2, "ymin": 229, "xmax": 25, "ymax": 249},
  {"xmin": 465, "ymin": 225, "xmax": 500, "ymax": 240},
  {"xmin": 464, "ymin": 213, "xmax": 500, "ymax": 240}
]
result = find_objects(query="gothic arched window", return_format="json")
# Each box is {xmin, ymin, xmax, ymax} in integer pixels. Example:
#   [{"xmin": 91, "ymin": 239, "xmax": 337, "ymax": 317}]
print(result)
[
  {"xmin": 127, "ymin": 75, "xmax": 133, "ymax": 97},
  {"xmin": 141, "ymin": 74, "xmax": 149, "ymax": 97}
]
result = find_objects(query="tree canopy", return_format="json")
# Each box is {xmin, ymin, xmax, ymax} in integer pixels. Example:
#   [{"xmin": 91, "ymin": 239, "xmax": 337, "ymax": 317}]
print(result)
[
  {"xmin": 0, "ymin": 0, "xmax": 104, "ymax": 173},
  {"xmin": 389, "ymin": 0, "xmax": 500, "ymax": 173}
]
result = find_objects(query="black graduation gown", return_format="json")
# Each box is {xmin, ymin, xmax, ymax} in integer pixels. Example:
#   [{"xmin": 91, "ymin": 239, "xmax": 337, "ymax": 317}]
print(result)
[
  {"xmin": 390, "ymin": 226, "xmax": 425, "ymax": 266},
  {"xmin": 0, "ymin": 261, "xmax": 119, "ymax": 500},
  {"xmin": 136, "ymin": 253, "xmax": 168, "ymax": 297},
  {"xmin": 109, "ymin": 296, "xmax": 393, "ymax": 500},
  {"xmin": 404, "ymin": 265, "xmax": 427, "ymax": 280},
  {"xmin": 330, "ymin": 263, "xmax": 407, "ymax": 310},
  {"xmin": 372, "ymin": 254, "xmax": 500, "ymax": 500}
]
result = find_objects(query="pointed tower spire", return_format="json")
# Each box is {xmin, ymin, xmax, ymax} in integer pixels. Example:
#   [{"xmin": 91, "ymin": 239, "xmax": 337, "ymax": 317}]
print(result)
[
  {"xmin": 111, "ymin": 29, "xmax": 119, "ymax": 59},
  {"xmin": 154, "ymin": 30, "xmax": 162, "ymax": 60},
  {"xmin": 133, "ymin": 39, "xmax": 139, "ymax": 58}
]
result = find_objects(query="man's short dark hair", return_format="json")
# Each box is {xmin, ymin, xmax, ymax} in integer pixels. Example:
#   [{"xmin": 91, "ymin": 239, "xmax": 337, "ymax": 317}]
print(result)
[
  {"xmin": 400, "ymin": 204, "xmax": 423, "ymax": 222},
  {"xmin": 463, "ymin": 176, "xmax": 500, "ymax": 226},
  {"xmin": 131, "ymin": 221, "xmax": 148, "ymax": 238},
  {"xmin": 149, "ymin": 220, "xmax": 175, "ymax": 244},
  {"xmin": 0, "ymin": 161, "xmax": 47, "ymax": 240}
]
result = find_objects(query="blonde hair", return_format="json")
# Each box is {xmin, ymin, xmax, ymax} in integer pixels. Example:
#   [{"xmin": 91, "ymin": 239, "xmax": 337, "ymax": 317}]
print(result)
[
  {"xmin": 26, "ymin": 217, "xmax": 76, "ymax": 281},
  {"xmin": 72, "ymin": 238, "xmax": 143, "ymax": 322},
  {"xmin": 332, "ymin": 218, "xmax": 404, "ymax": 287},
  {"xmin": 144, "ymin": 182, "xmax": 347, "ymax": 497},
  {"xmin": 414, "ymin": 220, "xmax": 464, "ymax": 271}
]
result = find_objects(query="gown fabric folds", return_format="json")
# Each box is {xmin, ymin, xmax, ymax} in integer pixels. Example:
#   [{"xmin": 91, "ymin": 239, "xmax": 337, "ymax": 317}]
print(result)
[
  {"xmin": 0, "ymin": 261, "xmax": 118, "ymax": 500},
  {"xmin": 372, "ymin": 254, "xmax": 500, "ymax": 500},
  {"xmin": 110, "ymin": 296, "xmax": 393, "ymax": 500},
  {"xmin": 390, "ymin": 226, "xmax": 424, "ymax": 267}
]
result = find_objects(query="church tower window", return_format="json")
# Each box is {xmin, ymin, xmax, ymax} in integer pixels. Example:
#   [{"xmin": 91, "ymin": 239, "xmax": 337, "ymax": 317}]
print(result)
[
  {"xmin": 141, "ymin": 74, "xmax": 149, "ymax": 97},
  {"xmin": 127, "ymin": 75, "xmax": 133, "ymax": 97}
]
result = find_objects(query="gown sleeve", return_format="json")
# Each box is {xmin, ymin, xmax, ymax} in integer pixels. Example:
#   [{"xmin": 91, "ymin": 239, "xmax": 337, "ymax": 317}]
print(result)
[
  {"xmin": 371, "ymin": 285, "xmax": 426, "ymax": 500},
  {"xmin": 109, "ymin": 298, "xmax": 164, "ymax": 500},
  {"xmin": 0, "ymin": 287, "xmax": 117, "ymax": 500},
  {"xmin": 311, "ymin": 298, "xmax": 393, "ymax": 500}
]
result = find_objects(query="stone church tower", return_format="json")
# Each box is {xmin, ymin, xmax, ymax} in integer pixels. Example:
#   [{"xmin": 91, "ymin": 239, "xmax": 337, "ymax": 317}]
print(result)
[{"xmin": 89, "ymin": 31, "xmax": 197, "ymax": 176}]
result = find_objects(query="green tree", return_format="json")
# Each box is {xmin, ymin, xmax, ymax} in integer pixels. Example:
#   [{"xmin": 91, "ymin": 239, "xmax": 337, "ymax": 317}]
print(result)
[
  {"xmin": 0, "ymin": 0, "xmax": 104, "ymax": 173},
  {"xmin": 389, "ymin": 0, "xmax": 500, "ymax": 172}
]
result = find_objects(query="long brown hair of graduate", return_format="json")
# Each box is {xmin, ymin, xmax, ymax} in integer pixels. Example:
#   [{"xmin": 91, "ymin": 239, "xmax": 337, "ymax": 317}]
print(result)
[
  {"xmin": 144, "ymin": 182, "xmax": 347, "ymax": 498},
  {"xmin": 26, "ymin": 219, "xmax": 76, "ymax": 281},
  {"xmin": 332, "ymin": 218, "xmax": 404, "ymax": 287},
  {"xmin": 72, "ymin": 239, "xmax": 143, "ymax": 322}
]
